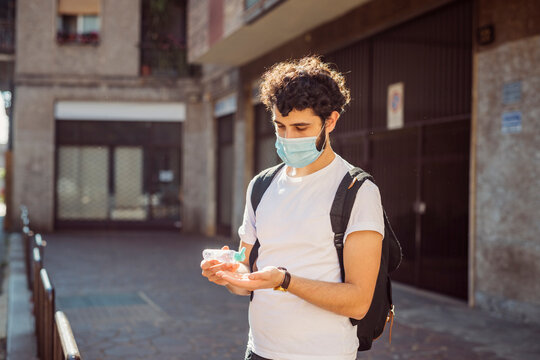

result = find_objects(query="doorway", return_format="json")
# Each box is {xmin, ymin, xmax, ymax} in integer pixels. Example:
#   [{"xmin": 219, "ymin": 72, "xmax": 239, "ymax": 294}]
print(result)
[{"xmin": 216, "ymin": 113, "xmax": 234, "ymax": 236}]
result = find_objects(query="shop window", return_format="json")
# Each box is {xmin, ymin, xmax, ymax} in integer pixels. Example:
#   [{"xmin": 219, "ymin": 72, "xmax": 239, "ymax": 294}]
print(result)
[{"xmin": 56, "ymin": 0, "xmax": 101, "ymax": 44}]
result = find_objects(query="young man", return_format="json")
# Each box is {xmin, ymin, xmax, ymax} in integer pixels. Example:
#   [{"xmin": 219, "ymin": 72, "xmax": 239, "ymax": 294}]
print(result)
[{"xmin": 201, "ymin": 56, "xmax": 384, "ymax": 360}]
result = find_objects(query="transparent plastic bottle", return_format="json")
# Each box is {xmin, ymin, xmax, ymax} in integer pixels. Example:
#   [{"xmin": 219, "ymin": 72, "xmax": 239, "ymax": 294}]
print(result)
[{"xmin": 202, "ymin": 247, "xmax": 246, "ymax": 264}]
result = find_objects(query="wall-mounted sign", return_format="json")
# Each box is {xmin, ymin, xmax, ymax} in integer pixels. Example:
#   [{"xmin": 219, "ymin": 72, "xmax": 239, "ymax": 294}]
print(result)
[
  {"xmin": 501, "ymin": 111, "xmax": 522, "ymax": 134},
  {"xmin": 477, "ymin": 24, "xmax": 495, "ymax": 46},
  {"xmin": 55, "ymin": 101, "xmax": 186, "ymax": 122},
  {"xmin": 502, "ymin": 81, "xmax": 522, "ymax": 104},
  {"xmin": 214, "ymin": 93, "xmax": 237, "ymax": 118},
  {"xmin": 387, "ymin": 82, "xmax": 404, "ymax": 130},
  {"xmin": 159, "ymin": 170, "xmax": 174, "ymax": 182}
]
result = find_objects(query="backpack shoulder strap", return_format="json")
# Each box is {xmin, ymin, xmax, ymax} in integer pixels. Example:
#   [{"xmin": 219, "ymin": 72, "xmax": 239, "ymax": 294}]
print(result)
[
  {"xmin": 248, "ymin": 162, "xmax": 285, "ymax": 301},
  {"xmin": 330, "ymin": 167, "xmax": 374, "ymax": 282},
  {"xmin": 250, "ymin": 162, "xmax": 285, "ymax": 213}
]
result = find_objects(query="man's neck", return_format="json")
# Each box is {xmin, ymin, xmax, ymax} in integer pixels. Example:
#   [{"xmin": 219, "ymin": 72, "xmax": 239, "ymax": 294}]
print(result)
[{"xmin": 286, "ymin": 145, "xmax": 336, "ymax": 178}]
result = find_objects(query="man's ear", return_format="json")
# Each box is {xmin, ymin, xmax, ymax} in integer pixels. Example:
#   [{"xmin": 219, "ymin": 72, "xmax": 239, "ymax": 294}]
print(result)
[{"xmin": 325, "ymin": 111, "xmax": 340, "ymax": 133}]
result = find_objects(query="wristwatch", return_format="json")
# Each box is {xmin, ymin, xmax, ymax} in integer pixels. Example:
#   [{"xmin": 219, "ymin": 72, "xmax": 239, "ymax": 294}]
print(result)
[{"xmin": 274, "ymin": 267, "xmax": 291, "ymax": 292}]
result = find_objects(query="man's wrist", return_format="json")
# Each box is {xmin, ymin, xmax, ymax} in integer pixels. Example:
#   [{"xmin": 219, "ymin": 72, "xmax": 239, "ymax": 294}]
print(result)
[{"xmin": 274, "ymin": 267, "xmax": 291, "ymax": 291}]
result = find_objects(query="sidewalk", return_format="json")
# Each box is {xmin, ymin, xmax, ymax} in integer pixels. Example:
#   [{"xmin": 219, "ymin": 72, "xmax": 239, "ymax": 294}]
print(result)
[
  {"xmin": 4, "ymin": 232, "xmax": 38, "ymax": 360},
  {"xmin": 5, "ymin": 230, "xmax": 540, "ymax": 360}
]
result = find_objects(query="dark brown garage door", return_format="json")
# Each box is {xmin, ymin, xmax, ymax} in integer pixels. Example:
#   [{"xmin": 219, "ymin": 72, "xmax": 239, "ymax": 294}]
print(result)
[{"xmin": 325, "ymin": 0, "xmax": 472, "ymax": 300}]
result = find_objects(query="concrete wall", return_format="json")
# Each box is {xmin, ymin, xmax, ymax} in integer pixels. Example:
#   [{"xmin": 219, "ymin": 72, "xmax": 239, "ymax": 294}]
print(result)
[
  {"xmin": 473, "ymin": 0, "xmax": 540, "ymax": 323},
  {"xmin": 16, "ymin": 0, "xmax": 140, "ymax": 77},
  {"xmin": 182, "ymin": 64, "xmax": 242, "ymax": 238},
  {"xmin": 183, "ymin": 92, "xmax": 214, "ymax": 235},
  {"xmin": 223, "ymin": 0, "xmax": 244, "ymax": 38},
  {"xmin": 187, "ymin": 0, "xmax": 209, "ymax": 64},
  {"xmin": 187, "ymin": 0, "xmax": 244, "ymax": 63}
]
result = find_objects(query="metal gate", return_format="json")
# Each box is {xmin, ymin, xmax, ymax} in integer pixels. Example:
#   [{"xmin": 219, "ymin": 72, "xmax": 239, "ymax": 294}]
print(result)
[
  {"xmin": 216, "ymin": 114, "xmax": 234, "ymax": 236},
  {"xmin": 325, "ymin": 0, "xmax": 472, "ymax": 299},
  {"xmin": 254, "ymin": 103, "xmax": 280, "ymax": 173},
  {"xmin": 55, "ymin": 121, "xmax": 182, "ymax": 229}
]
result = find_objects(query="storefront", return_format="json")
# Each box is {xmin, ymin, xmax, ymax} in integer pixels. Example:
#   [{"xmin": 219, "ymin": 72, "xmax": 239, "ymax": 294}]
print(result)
[{"xmin": 54, "ymin": 101, "xmax": 184, "ymax": 229}]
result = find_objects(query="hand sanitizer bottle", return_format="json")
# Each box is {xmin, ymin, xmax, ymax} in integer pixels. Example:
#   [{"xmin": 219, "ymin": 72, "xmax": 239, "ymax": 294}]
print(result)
[{"xmin": 202, "ymin": 247, "xmax": 246, "ymax": 264}]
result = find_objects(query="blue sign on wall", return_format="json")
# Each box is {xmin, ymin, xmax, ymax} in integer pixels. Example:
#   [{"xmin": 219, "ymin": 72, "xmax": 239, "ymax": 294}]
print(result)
[
  {"xmin": 502, "ymin": 81, "xmax": 522, "ymax": 104},
  {"xmin": 501, "ymin": 111, "xmax": 522, "ymax": 134}
]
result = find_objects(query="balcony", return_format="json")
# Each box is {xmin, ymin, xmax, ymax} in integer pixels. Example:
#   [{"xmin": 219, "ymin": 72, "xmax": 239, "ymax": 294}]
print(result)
[
  {"xmin": 140, "ymin": 0, "xmax": 198, "ymax": 78},
  {"xmin": 189, "ymin": 0, "xmax": 372, "ymax": 66},
  {"xmin": 140, "ymin": 39, "xmax": 190, "ymax": 78},
  {"xmin": 244, "ymin": 0, "xmax": 286, "ymax": 24}
]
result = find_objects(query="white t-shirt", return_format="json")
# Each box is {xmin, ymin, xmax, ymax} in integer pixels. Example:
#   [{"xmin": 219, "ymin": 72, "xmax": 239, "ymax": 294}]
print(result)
[{"xmin": 238, "ymin": 153, "xmax": 385, "ymax": 360}]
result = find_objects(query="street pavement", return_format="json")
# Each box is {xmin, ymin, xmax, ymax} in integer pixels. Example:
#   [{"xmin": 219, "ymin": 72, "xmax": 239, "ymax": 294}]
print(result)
[{"xmin": 16, "ymin": 230, "xmax": 540, "ymax": 360}]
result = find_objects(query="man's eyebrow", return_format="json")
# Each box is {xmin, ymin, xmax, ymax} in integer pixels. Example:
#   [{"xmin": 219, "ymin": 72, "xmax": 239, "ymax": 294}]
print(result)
[{"xmin": 272, "ymin": 120, "xmax": 312, "ymax": 126}]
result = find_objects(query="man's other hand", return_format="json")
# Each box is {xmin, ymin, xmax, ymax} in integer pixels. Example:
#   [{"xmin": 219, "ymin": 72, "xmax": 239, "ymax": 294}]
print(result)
[
  {"xmin": 216, "ymin": 266, "xmax": 285, "ymax": 291},
  {"xmin": 200, "ymin": 245, "xmax": 240, "ymax": 286}
]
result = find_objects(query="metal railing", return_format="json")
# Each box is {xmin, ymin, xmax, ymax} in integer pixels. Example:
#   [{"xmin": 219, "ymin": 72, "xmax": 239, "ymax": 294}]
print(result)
[
  {"xmin": 54, "ymin": 312, "xmax": 82, "ymax": 360},
  {"xmin": 21, "ymin": 205, "xmax": 83, "ymax": 360},
  {"xmin": 38, "ymin": 268, "xmax": 55, "ymax": 360},
  {"xmin": 140, "ymin": 41, "xmax": 192, "ymax": 78}
]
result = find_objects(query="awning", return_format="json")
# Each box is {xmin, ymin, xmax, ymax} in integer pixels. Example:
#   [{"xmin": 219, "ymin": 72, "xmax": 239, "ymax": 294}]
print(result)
[
  {"xmin": 58, "ymin": 0, "xmax": 101, "ymax": 16},
  {"xmin": 54, "ymin": 101, "xmax": 186, "ymax": 122}
]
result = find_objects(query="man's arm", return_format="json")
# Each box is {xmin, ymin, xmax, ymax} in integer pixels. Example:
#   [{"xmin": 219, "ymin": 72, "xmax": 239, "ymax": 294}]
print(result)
[
  {"xmin": 218, "ymin": 230, "xmax": 382, "ymax": 320},
  {"xmin": 287, "ymin": 230, "xmax": 382, "ymax": 319}
]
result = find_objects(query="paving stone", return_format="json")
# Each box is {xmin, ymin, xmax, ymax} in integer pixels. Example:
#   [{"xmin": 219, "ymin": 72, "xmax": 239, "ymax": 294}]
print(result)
[
  {"xmin": 103, "ymin": 342, "xmax": 157, "ymax": 357},
  {"xmin": 38, "ymin": 231, "xmax": 540, "ymax": 360}
]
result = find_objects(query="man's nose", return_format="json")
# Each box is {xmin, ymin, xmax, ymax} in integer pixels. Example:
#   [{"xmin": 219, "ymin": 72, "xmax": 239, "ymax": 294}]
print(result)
[
  {"xmin": 283, "ymin": 128, "xmax": 297, "ymax": 139},
  {"xmin": 284, "ymin": 129, "xmax": 291, "ymax": 138}
]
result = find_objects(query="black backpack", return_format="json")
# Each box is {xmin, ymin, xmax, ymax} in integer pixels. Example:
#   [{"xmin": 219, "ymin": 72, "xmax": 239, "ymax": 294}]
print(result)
[{"xmin": 248, "ymin": 162, "xmax": 403, "ymax": 352}]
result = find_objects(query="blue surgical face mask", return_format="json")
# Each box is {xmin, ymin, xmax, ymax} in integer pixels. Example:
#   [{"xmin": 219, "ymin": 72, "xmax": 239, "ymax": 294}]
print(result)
[{"xmin": 275, "ymin": 123, "xmax": 327, "ymax": 169}]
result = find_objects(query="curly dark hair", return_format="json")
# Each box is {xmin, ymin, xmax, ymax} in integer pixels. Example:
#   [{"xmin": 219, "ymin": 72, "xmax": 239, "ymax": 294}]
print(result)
[{"xmin": 259, "ymin": 55, "xmax": 351, "ymax": 123}]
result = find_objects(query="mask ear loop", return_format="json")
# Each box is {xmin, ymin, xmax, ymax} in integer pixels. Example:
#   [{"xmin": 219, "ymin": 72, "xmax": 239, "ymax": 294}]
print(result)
[{"xmin": 317, "ymin": 120, "xmax": 328, "ymax": 151}]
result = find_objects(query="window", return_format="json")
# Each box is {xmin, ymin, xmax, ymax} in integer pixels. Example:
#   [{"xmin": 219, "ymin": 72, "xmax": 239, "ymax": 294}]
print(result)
[
  {"xmin": 57, "ymin": 0, "xmax": 101, "ymax": 44},
  {"xmin": 245, "ymin": 0, "xmax": 260, "ymax": 8}
]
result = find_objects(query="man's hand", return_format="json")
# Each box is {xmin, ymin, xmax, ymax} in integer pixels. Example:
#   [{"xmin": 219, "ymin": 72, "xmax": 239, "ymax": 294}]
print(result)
[
  {"xmin": 200, "ymin": 246, "xmax": 240, "ymax": 286},
  {"xmin": 216, "ymin": 266, "xmax": 285, "ymax": 291}
]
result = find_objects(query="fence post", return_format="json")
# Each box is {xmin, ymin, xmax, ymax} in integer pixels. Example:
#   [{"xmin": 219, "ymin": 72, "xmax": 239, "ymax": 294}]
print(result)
[
  {"xmin": 40, "ymin": 268, "xmax": 55, "ymax": 360},
  {"xmin": 53, "ymin": 311, "xmax": 82, "ymax": 360},
  {"xmin": 23, "ymin": 225, "xmax": 34, "ymax": 290},
  {"xmin": 32, "ymin": 247, "xmax": 43, "ymax": 358}
]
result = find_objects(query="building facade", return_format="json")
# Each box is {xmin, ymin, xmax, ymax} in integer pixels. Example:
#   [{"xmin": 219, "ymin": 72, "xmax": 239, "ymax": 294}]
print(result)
[
  {"xmin": 12, "ymin": 0, "xmax": 199, "ymax": 230},
  {"xmin": 185, "ymin": 0, "xmax": 540, "ymax": 324}
]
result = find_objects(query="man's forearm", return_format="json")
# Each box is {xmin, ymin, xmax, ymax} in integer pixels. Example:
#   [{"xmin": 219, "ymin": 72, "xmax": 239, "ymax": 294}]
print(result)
[{"xmin": 287, "ymin": 274, "xmax": 368, "ymax": 320}]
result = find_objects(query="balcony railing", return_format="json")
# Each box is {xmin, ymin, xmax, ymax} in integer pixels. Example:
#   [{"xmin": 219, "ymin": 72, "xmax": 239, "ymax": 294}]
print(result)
[
  {"xmin": 244, "ymin": 0, "xmax": 286, "ymax": 24},
  {"xmin": 0, "ymin": 20, "xmax": 15, "ymax": 54},
  {"xmin": 57, "ymin": 31, "xmax": 100, "ymax": 45},
  {"xmin": 140, "ymin": 40, "xmax": 196, "ymax": 78}
]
